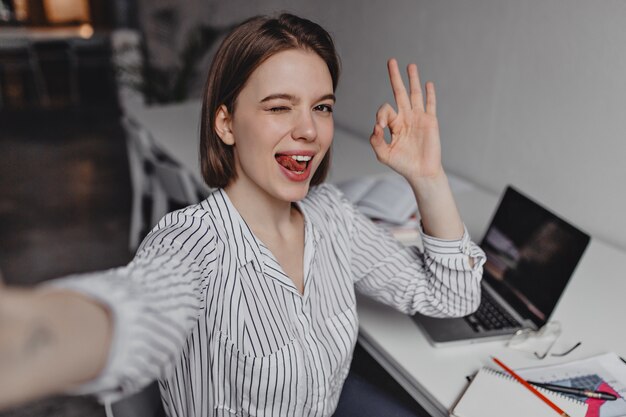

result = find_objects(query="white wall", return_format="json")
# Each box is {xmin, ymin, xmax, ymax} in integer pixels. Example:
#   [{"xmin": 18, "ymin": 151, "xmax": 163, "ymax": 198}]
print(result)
[{"xmin": 207, "ymin": 0, "xmax": 626, "ymax": 250}]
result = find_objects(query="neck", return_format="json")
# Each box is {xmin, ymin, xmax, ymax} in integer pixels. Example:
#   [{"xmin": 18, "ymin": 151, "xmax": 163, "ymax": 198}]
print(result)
[{"xmin": 224, "ymin": 180, "xmax": 300, "ymax": 238}]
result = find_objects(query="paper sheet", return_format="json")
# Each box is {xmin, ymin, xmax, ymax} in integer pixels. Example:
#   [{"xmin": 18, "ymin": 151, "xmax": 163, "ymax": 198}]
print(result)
[
  {"xmin": 336, "ymin": 173, "xmax": 417, "ymax": 224},
  {"xmin": 516, "ymin": 353, "xmax": 626, "ymax": 417},
  {"xmin": 451, "ymin": 367, "xmax": 587, "ymax": 417}
]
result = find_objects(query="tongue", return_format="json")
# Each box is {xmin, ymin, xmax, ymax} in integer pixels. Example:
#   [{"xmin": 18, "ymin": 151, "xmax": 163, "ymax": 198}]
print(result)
[{"xmin": 276, "ymin": 155, "xmax": 306, "ymax": 171}]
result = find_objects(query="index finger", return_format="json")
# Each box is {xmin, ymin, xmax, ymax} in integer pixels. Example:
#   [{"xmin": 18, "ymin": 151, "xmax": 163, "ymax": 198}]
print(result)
[{"xmin": 387, "ymin": 58, "xmax": 411, "ymax": 113}]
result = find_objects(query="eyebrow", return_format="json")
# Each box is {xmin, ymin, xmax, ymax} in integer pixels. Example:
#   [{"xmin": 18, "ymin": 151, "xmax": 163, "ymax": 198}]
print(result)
[{"xmin": 259, "ymin": 93, "xmax": 336, "ymax": 104}]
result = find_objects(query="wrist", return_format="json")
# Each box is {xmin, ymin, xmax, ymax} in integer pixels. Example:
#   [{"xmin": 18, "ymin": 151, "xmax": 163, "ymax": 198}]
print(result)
[
  {"xmin": 408, "ymin": 169, "xmax": 448, "ymax": 203},
  {"xmin": 408, "ymin": 170, "xmax": 465, "ymax": 240}
]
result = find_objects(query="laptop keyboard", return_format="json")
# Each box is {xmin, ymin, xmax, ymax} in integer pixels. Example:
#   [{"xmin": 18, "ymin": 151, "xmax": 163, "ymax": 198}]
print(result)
[{"xmin": 464, "ymin": 290, "xmax": 521, "ymax": 332}]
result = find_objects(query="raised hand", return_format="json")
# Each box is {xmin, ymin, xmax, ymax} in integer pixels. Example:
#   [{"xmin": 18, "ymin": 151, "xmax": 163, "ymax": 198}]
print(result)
[
  {"xmin": 370, "ymin": 59, "xmax": 443, "ymax": 181},
  {"xmin": 369, "ymin": 58, "xmax": 466, "ymax": 240}
]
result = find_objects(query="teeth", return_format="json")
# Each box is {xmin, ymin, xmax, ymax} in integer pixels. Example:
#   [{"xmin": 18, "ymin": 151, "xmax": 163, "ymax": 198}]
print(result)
[{"xmin": 290, "ymin": 155, "xmax": 312, "ymax": 162}]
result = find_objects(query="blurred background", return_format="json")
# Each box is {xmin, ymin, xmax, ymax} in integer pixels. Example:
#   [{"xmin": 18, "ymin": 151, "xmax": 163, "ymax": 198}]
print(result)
[{"xmin": 1, "ymin": 0, "xmax": 625, "ymax": 416}]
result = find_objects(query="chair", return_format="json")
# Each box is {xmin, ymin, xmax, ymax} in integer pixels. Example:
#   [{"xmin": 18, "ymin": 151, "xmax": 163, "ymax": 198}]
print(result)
[
  {"xmin": 123, "ymin": 116, "xmax": 210, "ymax": 250},
  {"xmin": 122, "ymin": 116, "xmax": 167, "ymax": 250},
  {"xmin": 105, "ymin": 381, "xmax": 166, "ymax": 417},
  {"xmin": 152, "ymin": 152, "xmax": 211, "ymax": 211},
  {"xmin": 110, "ymin": 29, "xmax": 145, "ymax": 112}
]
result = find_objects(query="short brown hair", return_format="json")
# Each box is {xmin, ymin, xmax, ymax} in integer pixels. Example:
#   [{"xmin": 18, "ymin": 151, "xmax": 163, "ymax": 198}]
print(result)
[{"xmin": 200, "ymin": 13, "xmax": 341, "ymax": 188}]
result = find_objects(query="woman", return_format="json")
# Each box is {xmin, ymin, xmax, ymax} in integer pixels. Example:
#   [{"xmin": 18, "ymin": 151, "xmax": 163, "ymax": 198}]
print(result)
[{"xmin": 0, "ymin": 13, "xmax": 485, "ymax": 417}]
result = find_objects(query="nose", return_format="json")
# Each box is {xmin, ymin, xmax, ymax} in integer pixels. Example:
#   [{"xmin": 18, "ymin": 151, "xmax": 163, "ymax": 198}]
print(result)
[{"xmin": 291, "ymin": 110, "xmax": 317, "ymax": 142}]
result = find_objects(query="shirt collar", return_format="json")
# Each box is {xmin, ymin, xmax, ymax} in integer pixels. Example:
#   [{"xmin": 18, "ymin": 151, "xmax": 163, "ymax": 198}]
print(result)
[{"xmin": 206, "ymin": 189, "xmax": 324, "ymax": 278}]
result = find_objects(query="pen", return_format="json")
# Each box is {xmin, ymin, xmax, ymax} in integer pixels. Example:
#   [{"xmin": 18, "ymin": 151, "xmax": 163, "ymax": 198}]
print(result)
[
  {"xmin": 492, "ymin": 356, "xmax": 571, "ymax": 417},
  {"xmin": 528, "ymin": 380, "xmax": 618, "ymax": 401}
]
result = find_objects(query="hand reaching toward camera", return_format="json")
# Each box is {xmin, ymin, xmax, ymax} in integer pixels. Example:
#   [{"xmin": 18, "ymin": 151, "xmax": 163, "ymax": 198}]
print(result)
[
  {"xmin": 0, "ymin": 287, "xmax": 53, "ymax": 408},
  {"xmin": 0, "ymin": 287, "xmax": 112, "ymax": 410}
]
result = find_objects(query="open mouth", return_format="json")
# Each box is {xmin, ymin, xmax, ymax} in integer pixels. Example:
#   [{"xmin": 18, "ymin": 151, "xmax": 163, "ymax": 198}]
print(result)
[{"xmin": 275, "ymin": 154, "xmax": 313, "ymax": 175}]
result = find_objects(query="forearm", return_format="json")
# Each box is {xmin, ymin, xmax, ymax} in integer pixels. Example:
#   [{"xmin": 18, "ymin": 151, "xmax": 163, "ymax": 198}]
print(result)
[
  {"xmin": 408, "ymin": 170, "xmax": 464, "ymax": 239},
  {"xmin": 0, "ymin": 288, "xmax": 111, "ymax": 410}
]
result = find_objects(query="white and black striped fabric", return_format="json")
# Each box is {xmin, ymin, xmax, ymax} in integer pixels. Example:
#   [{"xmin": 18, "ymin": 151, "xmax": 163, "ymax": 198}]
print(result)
[{"xmin": 49, "ymin": 184, "xmax": 485, "ymax": 417}]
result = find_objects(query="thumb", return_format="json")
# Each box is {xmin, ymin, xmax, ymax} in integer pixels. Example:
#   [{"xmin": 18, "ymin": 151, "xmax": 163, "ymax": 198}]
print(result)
[{"xmin": 369, "ymin": 124, "xmax": 389, "ymax": 164}]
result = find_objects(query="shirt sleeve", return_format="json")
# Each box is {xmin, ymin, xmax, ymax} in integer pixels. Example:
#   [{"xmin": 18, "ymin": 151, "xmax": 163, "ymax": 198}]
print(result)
[
  {"xmin": 41, "ymin": 208, "xmax": 218, "ymax": 403},
  {"xmin": 331, "ymin": 185, "xmax": 486, "ymax": 317}
]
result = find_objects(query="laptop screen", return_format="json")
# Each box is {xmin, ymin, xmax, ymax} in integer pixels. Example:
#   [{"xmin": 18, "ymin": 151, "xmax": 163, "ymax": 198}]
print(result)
[{"xmin": 480, "ymin": 186, "xmax": 590, "ymax": 328}]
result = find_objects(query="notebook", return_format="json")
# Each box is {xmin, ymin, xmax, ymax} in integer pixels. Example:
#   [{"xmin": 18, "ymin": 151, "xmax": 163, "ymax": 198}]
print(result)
[
  {"xmin": 451, "ymin": 367, "xmax": 588, "ymax": 417},
  {"xmin": 412, "ymin": 186, "xmax": 590, "ymax": 346}
]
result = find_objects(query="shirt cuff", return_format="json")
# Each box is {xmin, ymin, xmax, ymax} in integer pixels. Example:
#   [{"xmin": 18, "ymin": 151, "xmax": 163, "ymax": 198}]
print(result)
[{"xmin": 419, "ymin": 223, "xmax": 486, "ymax": 269}]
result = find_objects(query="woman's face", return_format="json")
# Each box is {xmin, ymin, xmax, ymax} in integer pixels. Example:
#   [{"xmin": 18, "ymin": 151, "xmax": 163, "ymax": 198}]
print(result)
[{"xmin": 223, "ymin": 48, "xmax": 335, "ymax": 204}]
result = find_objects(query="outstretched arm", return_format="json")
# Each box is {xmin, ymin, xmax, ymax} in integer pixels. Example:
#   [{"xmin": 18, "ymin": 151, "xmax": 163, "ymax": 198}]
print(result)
[
  {"xmin": 370, "ymin": 59, "xmax": 465, "ymax": 242},
  {"xmin": 1, "ymin": 210, "xmax": 219, "ymax": 411},
  {"xmin": 0, "ymin": 287, "xmax": 111, "ymax": 410}
]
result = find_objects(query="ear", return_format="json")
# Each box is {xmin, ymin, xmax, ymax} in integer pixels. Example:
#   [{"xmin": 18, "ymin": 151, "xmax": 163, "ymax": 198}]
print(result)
[{"xmin": 214, "ymin": 104, "xmax": 235, "ymax": 145}]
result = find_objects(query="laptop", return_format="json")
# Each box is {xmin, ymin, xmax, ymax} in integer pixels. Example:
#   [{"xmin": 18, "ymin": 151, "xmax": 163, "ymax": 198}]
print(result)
[{"xmin": 412, "ymin": 186, "xmax": 590, "ymax": 346}]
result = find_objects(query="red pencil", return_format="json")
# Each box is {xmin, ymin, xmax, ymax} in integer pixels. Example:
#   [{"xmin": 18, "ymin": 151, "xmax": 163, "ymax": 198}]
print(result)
[{"xmin": 492, "ymin": 356, "xmax": 570, "ymax": 417}]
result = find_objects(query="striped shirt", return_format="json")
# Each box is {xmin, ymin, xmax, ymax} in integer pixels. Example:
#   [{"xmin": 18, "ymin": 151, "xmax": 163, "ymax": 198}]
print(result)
[{"xmin": 49, "ymin": 183, "xmax": 485, "ymax": 417}]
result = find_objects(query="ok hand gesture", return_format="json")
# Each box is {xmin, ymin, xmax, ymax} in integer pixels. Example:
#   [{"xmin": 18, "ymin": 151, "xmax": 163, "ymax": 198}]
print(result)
[{"xmin": 370, "ymin": 59, "xmax": 443, "ymax": 181}]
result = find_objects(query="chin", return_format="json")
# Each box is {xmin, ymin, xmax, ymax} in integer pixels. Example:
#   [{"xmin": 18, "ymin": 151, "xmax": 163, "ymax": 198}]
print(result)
[{"xmin": 276, "ymin": 181, "xmax": 311, "ymax": 202}]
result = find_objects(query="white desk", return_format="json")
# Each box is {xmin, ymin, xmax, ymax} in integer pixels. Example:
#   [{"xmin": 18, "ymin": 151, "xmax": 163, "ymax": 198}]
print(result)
[
  {"xmin": 127, "ymin": 100, "xmax": 626, "ymax": 417},
  {"xmin": 357, "ymin": 189, "xmax": 626, "ymax": 416}
]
